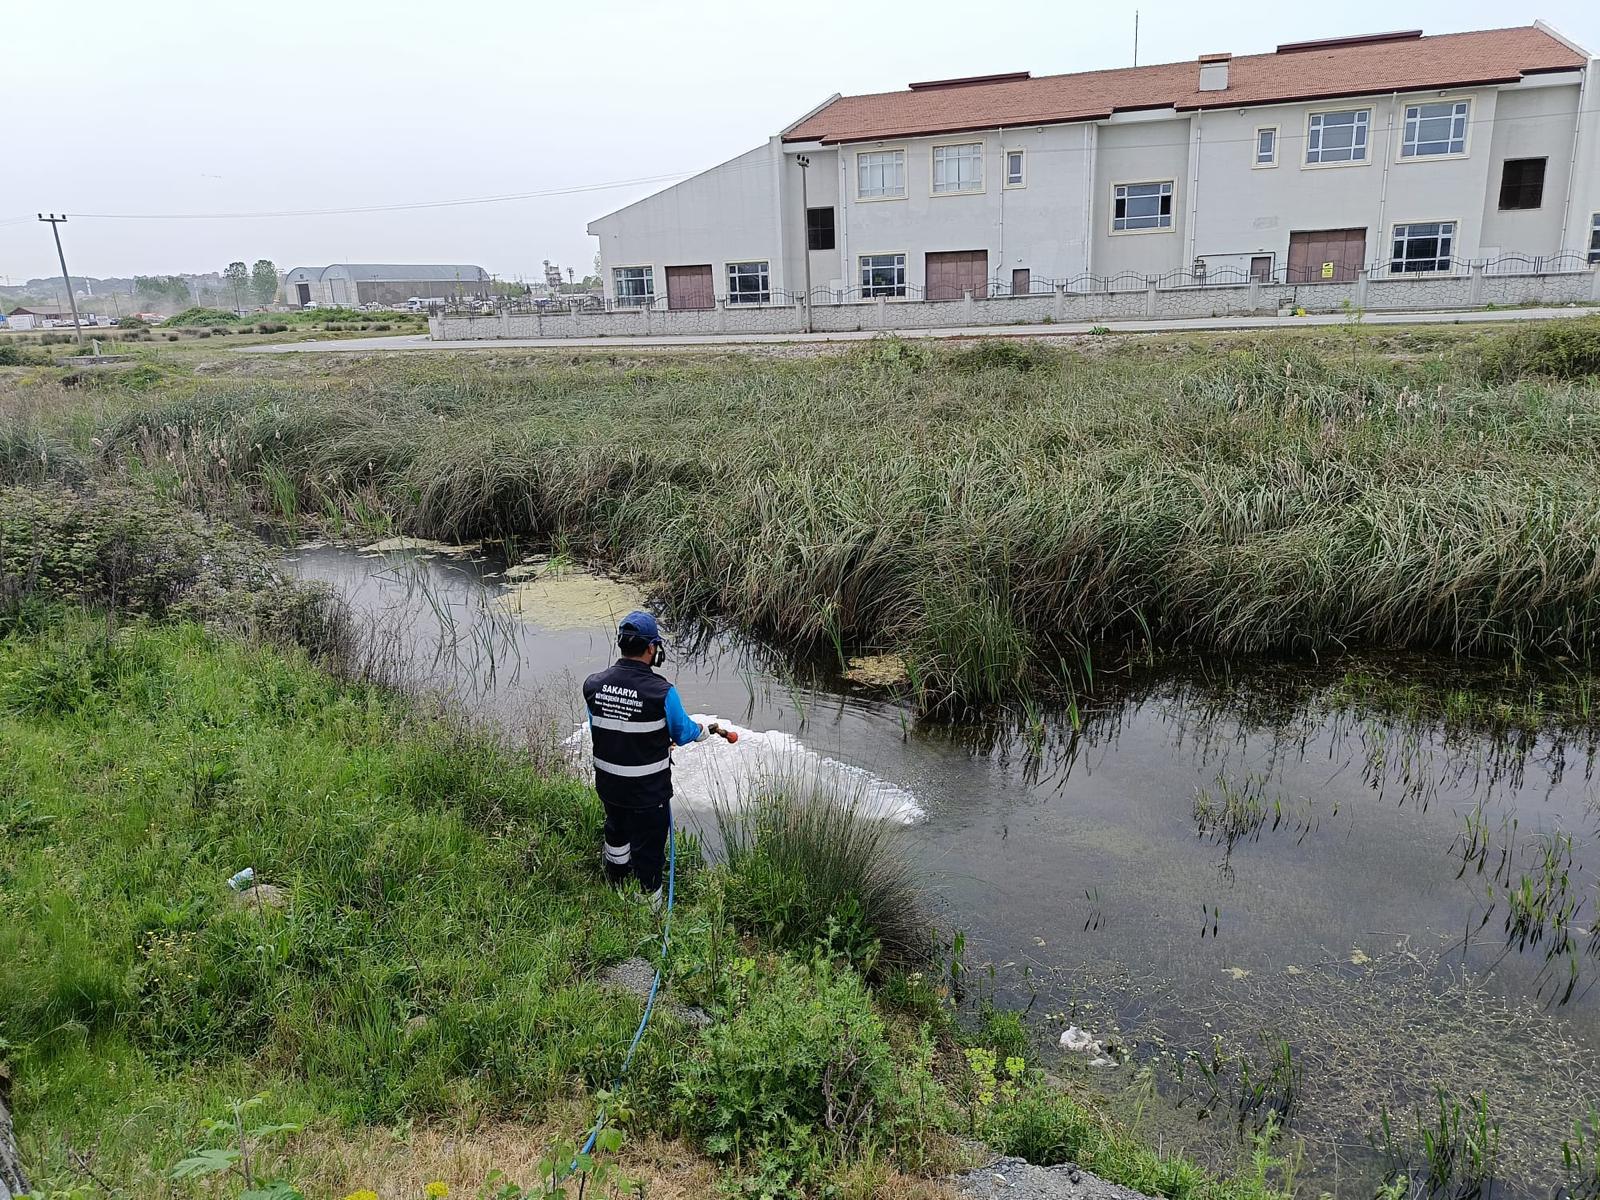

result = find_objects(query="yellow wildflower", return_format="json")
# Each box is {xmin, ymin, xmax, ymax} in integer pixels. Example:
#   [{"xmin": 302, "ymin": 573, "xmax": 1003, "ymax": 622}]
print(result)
[
  {"xmin": 426, "ymin": 1184, "xmax": 449, "ymax": 1199},
  {"xmin": 345, "ymin": 1191, "xmax": 380, "ymax": 1200}
]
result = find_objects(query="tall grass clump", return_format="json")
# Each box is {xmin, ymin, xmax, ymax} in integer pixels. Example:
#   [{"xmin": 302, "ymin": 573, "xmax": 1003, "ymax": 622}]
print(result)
[
  {"xmin": 714, "ymin": 776, "xmax": 934, "ymax": 973},
  {"xmin": 1478, "ymin": 316, "xmax": 1600, "ymax": 382}
]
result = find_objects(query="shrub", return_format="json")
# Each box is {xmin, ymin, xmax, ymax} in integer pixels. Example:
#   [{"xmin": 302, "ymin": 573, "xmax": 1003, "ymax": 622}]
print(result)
[
  {"xmin": 166, "ymin": 334, "xmax": 179, "ymax": 341},
  {"xmin": 0, "ymin": 484, "xmax": 348, "ymax": 655},
  {"xmin": 118, "ymin": 316, "xmax": 150, "ymax": 330},
  {"xmin": 947, "ymin": 338, "xmax": 1058, "ymax": 374},
  {"xmin": 676, "ymin": 954, "xmax": 900, "ymax": 1189},
  {"xmin": 166, "ymin": 307, "xmax": 241, "ymax": 327},
  {"xmin": 0, "ymin": 343, "xmax": 44, "ymax": 366},
  {"xmin": 1478, "ymin": 317, "xmax": 1600, "ymax": 381},
  {"xmin": 715, "ymin": 778, "xmax": 933, "ymax": 974}
]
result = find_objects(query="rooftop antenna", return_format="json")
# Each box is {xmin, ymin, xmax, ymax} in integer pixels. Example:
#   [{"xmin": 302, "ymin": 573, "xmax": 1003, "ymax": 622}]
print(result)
[{"xmin": 1133, "ymin": 10, "xmax": 1140, "ymax": 66}]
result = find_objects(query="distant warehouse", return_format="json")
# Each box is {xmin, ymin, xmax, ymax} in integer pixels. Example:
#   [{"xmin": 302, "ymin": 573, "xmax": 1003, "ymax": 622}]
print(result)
[{"xmin": 281, "ymin": 264, "xmax": 490, "ymax": 308}]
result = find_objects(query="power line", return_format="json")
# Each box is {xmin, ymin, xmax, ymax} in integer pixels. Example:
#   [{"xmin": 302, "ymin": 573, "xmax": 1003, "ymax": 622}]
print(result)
[{"xmin": 20, "ymin": 171, "xmax": 698, "ymax": 223}]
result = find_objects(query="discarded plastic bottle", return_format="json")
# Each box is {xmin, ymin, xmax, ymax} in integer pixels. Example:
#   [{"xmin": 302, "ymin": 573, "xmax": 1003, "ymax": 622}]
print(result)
[{"xmin": 227, "ymin": 867, "xmax": 256, "ymax": 891}]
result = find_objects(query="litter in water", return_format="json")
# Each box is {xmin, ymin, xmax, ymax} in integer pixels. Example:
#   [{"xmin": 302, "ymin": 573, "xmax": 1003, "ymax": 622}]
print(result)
[
  {"xmin": 1059, "ymin": 1025, "xmax": 1102, "ymax": 1054},
  {"xmin": 565, "ymin": 716, "xmax": 924, "ymax": 825},
  {"xmin": 361, "ymin": 536, "xmax": 482, "ymax": 556}
]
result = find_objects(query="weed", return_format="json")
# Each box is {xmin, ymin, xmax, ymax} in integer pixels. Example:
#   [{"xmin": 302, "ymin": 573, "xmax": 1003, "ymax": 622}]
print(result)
[
  {"xmin": 1377, "ymin": 1089, "xmax": 1501, "ymax": 1200},
  {"xmin": 714, "ymin": 775, "xmax": 934, "ymax": 974}
]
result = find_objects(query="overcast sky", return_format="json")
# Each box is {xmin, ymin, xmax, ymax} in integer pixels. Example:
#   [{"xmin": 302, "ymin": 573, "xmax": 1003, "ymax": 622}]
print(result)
[{"xmin": 4, "ymin": 0, "xmax": 1597, "ymax": 286}]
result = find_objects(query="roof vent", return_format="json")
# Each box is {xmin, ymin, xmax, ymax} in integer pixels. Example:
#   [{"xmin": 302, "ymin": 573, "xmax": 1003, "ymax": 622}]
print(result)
[
  {"xmin": 1198, "ymin": 52, "xmax": 1231, "ymax": 91},
  {"xmin": 1276, "ymin": 29, "xmax": 1422, "ymax": 54},
  {"xmin": 908, "ymin": 71, "xmax": 1031, "ymax": 91}
]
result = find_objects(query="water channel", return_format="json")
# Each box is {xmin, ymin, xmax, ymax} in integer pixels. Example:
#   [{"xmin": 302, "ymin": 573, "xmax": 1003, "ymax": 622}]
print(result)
[{"xmin": 288, "ymin": 541, "xmax": 1600, "ymax": 1198}]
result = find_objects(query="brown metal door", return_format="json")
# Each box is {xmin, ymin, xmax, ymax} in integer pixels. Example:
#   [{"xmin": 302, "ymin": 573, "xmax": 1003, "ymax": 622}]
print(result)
[
  {"xmin": 1011, "ymin": 268, "xmax": 1031, "ymax": 295},
  {"xmin": 1249, "ymin": 256, "xmax": 1273, "ymax": 282},
  {"xmin": 665, "ymin": 265, "xmax": 715, "ymax": 310},
  {"xmin": 295, "ymin": 282, "xmax": 311, "ymax": 305},
  {"xmin": 1286, "ymin": 229, "xmax": 1365, "ymax": 282},
  {"xmin": 925, "ymin": 250, "xmax": 988, "ymax": 300}
]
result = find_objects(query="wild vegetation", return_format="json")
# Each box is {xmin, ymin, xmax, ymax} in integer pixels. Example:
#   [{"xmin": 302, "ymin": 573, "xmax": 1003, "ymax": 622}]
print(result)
[{"xmin": 9, "ymin": 316, "xmax": 1596, "ymax": 707}]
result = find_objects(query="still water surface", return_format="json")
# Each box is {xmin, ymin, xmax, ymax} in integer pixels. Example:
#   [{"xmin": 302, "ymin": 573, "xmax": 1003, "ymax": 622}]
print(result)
[{"xmin": 289, "ymin": 544, "xmax": 1600, "ymax": 1197}]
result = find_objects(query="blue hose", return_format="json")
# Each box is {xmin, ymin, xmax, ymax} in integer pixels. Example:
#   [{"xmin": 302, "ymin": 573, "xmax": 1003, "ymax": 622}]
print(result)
[{"xmin": 563, "ymin": 804, "xmax": 675, "ymax": 1177}]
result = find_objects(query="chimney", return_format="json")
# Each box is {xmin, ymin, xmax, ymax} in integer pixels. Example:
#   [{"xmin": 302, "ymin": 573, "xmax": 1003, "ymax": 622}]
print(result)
[{"xmin": 1198, "ymin": 52, "xmax": 1231, "ymax": 91}]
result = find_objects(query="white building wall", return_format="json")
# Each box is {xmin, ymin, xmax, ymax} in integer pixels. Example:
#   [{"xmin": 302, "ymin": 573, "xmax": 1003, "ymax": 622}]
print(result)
[
  {"xmin": 1189, "ymin": 89, "xmax": 1504, "ymax": 274},
  {"xmin": 828, "ymin": 126, "xmax": 1096, "ymax": 294},
  {"xmin": 1477, "ymin": 79, "xmax": 1582, "ymax": 255},
  {"xmin": 777, "ymin": 144, "xmax": 840, "ymax": 298},
  {"xmin": 1091, "ymin": 116, "xmax": 1193, "ymax": 278},
  {"xmin": 1561, "ymin": 60, "xmax": 1600, "ymax": 261},
  {"xmin": 588, "ymin": 143, "xmax": 784, "ymax": 302}
]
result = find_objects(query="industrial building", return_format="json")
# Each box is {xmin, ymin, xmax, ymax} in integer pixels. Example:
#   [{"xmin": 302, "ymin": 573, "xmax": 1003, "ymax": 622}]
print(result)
[
  {"xmin": 588, "ymin": 23, "xmax": 1600, "ymax": 308},
  {"xmin": 281, "ymin": 264, "xmax": 490, "ymax": 308}
]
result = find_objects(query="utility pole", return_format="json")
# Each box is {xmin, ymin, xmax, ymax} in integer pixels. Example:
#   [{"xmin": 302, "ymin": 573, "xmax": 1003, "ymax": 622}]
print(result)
[
  {"xmin": 38, "ymin": 214, "xmax": 85, "ymax": 345},
  {"xmin": 796, "ymin": 155, "xmax": 813, "ymax": 333}
]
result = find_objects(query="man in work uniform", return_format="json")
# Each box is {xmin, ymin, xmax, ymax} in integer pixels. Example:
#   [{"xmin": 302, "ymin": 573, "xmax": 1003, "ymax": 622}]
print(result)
[{"xmin": 582, "ymin": 611, "xmax": 719, "ymax": 904}]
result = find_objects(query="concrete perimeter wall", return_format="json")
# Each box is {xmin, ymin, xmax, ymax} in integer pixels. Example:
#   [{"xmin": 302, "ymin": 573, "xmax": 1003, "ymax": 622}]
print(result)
[{"xmin": 432, "ymin": 268, "xmax": 1600, "ymax": 341}]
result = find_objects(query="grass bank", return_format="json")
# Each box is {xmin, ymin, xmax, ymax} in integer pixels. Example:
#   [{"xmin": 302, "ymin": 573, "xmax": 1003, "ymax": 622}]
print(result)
[{"xmin": 0, "ymin": 604, "xmax": 1300, "ymax": 1200}]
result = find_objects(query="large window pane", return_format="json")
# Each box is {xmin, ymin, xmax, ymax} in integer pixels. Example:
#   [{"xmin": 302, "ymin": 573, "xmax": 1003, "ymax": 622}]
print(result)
[
  {"xmin": 933, "ymin": 142, "xmax": 984, "ymax": 193},
  {"xmin": 726, "ymin": 261, "xmax": 770, "ymax": 304},
  {"xmin": 806, "ymin": 207, "xmax": 835, "ymax": 251},
  {"xmin": 1390, "ymin": 222, "xmax": 1456, "ymax": 273},
  {"xmin": 857, "ymin": 150, "xmax": 906, "ymax": 199},
  {"xmin": 613, "ymin": 266, "xmax": 653, "ymax": 305},
  {"xmin": 1402, "ymin": 100, "xmax": 1469, "ymax": 157},
  {"xmin": 1307, "ymin": 109, "xmax": 1370, "ymax": 164},
  {"xmin": 1113, "ymin": 181, "xmax": 1174, "ymax": 231},
  {"xmin": 859, "ymin": 253, "xmax": 906, "ymax": 297},
  {"xmin": 1498, "ymin": 158, "xmax": 1546, "ymax": 210}
]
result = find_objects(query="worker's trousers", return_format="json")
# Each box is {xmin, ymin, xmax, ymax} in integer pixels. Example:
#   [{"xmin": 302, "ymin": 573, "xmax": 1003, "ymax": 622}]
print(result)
[{"xmin": 600, "ymin": 798, "xmax": 670, "ymax": 893}]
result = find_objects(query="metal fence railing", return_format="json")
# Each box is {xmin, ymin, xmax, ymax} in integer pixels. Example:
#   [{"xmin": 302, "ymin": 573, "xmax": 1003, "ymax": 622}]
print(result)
[{"xmin": 428, "ymin": 252, "xmax": 1594, "ymax": 317}]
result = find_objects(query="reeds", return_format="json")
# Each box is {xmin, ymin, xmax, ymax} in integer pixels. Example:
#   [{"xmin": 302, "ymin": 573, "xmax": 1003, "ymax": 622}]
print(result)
[{"xmin": 74, "ymin": 322, "xmax": 1600, "ymax": 706}]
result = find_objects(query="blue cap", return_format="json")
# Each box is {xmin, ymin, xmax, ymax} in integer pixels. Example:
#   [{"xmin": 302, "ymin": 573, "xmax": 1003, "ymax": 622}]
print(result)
[{"xmin": 618, "ymin": 610, "xmax": 663, "ymax": 644}]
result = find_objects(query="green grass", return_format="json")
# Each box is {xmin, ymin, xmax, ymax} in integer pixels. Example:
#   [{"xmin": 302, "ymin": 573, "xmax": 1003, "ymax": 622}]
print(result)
[
  {"xmin": 23, "ymin": 319, "xmax": 1593, "ymax": 708},
  {"xmin": 0, "ymin": 610, "xmax": 1293, "ymax": 1200}
]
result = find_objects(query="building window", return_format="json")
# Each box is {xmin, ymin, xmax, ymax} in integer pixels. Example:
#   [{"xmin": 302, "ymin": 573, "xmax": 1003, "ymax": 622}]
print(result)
[
  {"xmin": 613, "ymin": 266, "xmax": 653, "ymax": 305},
  {"xmin": 1390, "ymin": 222, "xmax": 1456, "ymax": 273},
  {"xmin": 1254, "ymin": 127, "xmax": 1277, "ymax": 166},
  {"xmin": 1590, "ymin": 213, "xmax": 1600, "ymax": 265},
  {"xmin": 1498, "ymin": 158, "xmax": 1547, "ymax": 210},
  {"xmin": 1402, "ymin": 100, "xmax": 1469, "ymax": 158},
  {"xmin": 1005, "ymin": 149, "xmax": 1026, "ymax": 187},
  {"xmin": 857, "ymin": 150, "xmax": 906, "ymax": 199},
  {"xmin": 932, "ymin": 142, "xmax": 984, "ymax": 193},
  {"xmin": 1112, "ymin": 181, "xmax": 1174, "ymax": 231},
  {"xmin": 807, "ymin": 207, "xmax": 836, "ymax": 251},
  {"xmin": 859, "ymin": 253, "xmax": 906, "ymax": 297},
  {"xmin": 726, "ymin": 261, "xmax": 770, "ymax": 305},
  {"xmin": 1306, "ymin": 108, "xmax": 1370, "ymax": 164}
]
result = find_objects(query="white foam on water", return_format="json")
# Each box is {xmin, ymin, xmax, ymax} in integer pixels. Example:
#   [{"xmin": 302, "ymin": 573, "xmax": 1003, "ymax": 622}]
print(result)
[{"xmin": 564, "ymin": 715, "xmax": 924, "ymax": 825}]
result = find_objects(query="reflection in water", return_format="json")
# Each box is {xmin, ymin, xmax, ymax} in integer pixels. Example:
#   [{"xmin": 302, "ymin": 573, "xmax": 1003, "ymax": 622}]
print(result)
[{"xmin": 288, "ymin": 545, "xmax": 1600, "ymax": 1198}]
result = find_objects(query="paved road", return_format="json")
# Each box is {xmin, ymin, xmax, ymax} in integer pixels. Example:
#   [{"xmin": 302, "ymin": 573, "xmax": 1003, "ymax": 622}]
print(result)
[{"xmin": 238, "ymin": 305, "xmax": 1593, "ymax": 354}]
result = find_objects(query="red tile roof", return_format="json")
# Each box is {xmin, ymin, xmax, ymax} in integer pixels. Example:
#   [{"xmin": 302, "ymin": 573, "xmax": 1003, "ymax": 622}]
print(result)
[{"xmin": 782, "ymin": 26, "xmax": 1587, "ymax": 144}]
